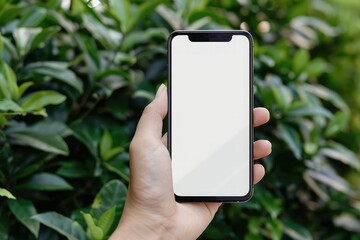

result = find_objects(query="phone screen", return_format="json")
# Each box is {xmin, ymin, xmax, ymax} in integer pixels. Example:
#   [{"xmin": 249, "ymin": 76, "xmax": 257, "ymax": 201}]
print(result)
[{"xmin": 169, "ymin": 31, "xmax": 253, "ymax": 201}]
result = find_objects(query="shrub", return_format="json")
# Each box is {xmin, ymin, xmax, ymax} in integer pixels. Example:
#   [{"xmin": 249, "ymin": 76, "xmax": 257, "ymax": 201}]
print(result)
[{"xmin": 0, "ymin": 0, "xmax": 359, "ymax": 239}]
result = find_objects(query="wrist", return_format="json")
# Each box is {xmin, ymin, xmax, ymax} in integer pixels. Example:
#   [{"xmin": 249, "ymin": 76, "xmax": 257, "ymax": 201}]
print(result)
[
  {"xmin": 110, "ymin": 213, "xmax": 176, "ymax": 240},
  {"xmin": 110, "ymin": 221, "xmax": 159, "ymax": 240}
]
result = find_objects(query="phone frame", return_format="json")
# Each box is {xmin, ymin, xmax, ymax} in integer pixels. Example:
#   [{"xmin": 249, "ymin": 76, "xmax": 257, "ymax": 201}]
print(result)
[{"xmin": 167, "ymin": 30, "xmax": 254, "ymax": 202}]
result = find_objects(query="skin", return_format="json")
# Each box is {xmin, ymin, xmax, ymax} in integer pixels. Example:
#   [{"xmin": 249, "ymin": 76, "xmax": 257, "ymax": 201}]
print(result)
[{"xmin": 110, "ymin": 84, "xmax": 271, "ymax": 240}]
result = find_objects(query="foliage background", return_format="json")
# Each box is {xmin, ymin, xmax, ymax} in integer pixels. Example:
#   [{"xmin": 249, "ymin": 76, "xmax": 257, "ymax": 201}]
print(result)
[{"xmin": 1, "ymin": 0, "xmax": 360, "ymax": 239}]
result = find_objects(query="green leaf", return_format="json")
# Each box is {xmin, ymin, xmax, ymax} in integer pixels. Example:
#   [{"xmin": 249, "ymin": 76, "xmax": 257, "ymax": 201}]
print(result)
[
  {"xmin": 18, "ymin": 7, "xmax": 47, "ymax": 27},
  {"xmin": 156, "ymin": 5, "xmax": 181, "ymax": 30},
  {"xmin": 71, "ymin": 0, "xmax": 86, "ymax": 14},
  {"xmin": 95, "ymin": 69, "xmax": 130, "ymax": 82},
  {"xmin": 293, "ymin": 49, "xmax": 310, "ymax": 74},
  {"xmin": 305, "ymin": 168, "xmax": 353, "ymax": 195},
  {"xmin": 320, "ymin": 142, "xmax": 360, "ymax": 170},
  {"xmin": 0, "ymin": 187, "xmax": 16, "ymax": 199},
  {"xmin": 109, "ymin": 0, "xmax": 130, "ymax": 32},
  {"xmin": 286, "ymin": 105, "xmax": 332, "ymax": 119},
  {"xmin": 50, "ymin": 10, "xmax": 77, "ymax": 32},
  {"xmin": 8, "ymin": 131, "xmax": 69, "ymax": 155},
  {"xmin": 6, "ymin": 120, "xmax": 71, "ymax": 138},
  {"xmin": 187, "ymin": 16, "xmax": 213, "ymax": 30},
  {"xmin": 325, "ymin": 111, "xmax": 349, "ymax": 137},
  {"xmin": 99, "ymin": 129, "xmax": 125, "ymax": 161},
  {"xmin": 0, "ymin": 61, "xmax": 20, "ymax": 101},
  {"xmin": 8, "ymin": 199, "xmax": 39, "ymax": 237},
  {"xmin": 11, "ymin": 160, "xmax": 44, "ymax": 181},
  {"xmin": 20, "ymin": 90, "xmax": 66, "ymax": 112},
  {"xmin": 248, "ymin": 217, "xmax": 262, "ymax": 234},
  {"xmin": 0, "ymin": 34, "xmax": 3, "ymax": 54},
  {"xmin": 29, "ymin": 27, "xmax": 59, "ymax": 53},
  {"xmin": 302, "ymin": 84, "xmax": 348, "ymax": 110},
  {"xmin": 283, "ymin": 219, "xmax": 313, "ymax": 240},
  {"xmin": 70, "ymin": 120, "xmax": 101, "ymax": 158},
  {"xmin": 265, "ymin": 219, "xmax": 282, "ymax": 240},
  {"xmin": 18, "ymin": 82, "xmax": 34, "ymax": 97},
  {"xmin": 255, "ymin": 188, "xmax": 282, "ymax": 219},
  {"xmin": 24, "ymin": 62, "xmax": 83, "ymax": 93},
  {"xmin": 96, "ymin": 69, "xmax": 130, "ymax": 96},
  {"xmin": 0, "ymin": 74, "xmax": 11, "ymax": 99},
  {"xmin": 81, "ymin": 212, "xmax": 103, "ymax": 240},
  {"xmin": 13, "ymin": 27, "xmax": 59, "ymax": 56},
  {"xmin": 334, "ymin": 213, "xmax": 360, "ymax": 234},
  {"xmin": 57, "ymin": 161, "xmax": 91, "ymax": 179},
  {"xmin": 0, "ymin": 114, "xmax": 6, "ymax": 126},
  {"xmin": 259, "ymin": 54, "xmax": 275, "ymax": 67},
  {"xmin": 0, "ymin": 99, "xmax": 23, "ymax": 113},
  {"xmin": 103, "ymin": 162, "xmax": 129, "ymax": 182},
  {"xmin": 82, "ymin": 13, "xmax": 122, "ymax": 49},
  {"xmin": 17, "ymin": 173, "xmax": 73, "ymax": 191},
  {"xmin": 305, "ymin": 58, "xmax": 327, "ymax": 77},
  {"xmin": 37, "ymin": 120, "xmax": 70, "ymax": 135},
  {"xmin": 74, "ymin": 34, "xmax": 100, "ymax": 73},
  {"xmin": 13, "ymin": 27, "xmax": 41, "ymax": 55},
  {"xmin": 98, "ymin": 207, "xmax": 116, "ymax": 237},
  {"xmin": 278, "ymin": 123, "xmax": 302, "ymax": 159},
  {"xmin": 104, "ymin": 147, "xmax": 124, "ymax": 161},
  {"xmin": 103, "ymin": 153, "xmax": 129, "ymax": 181},
  {"xmin": 91, "ymin": 180, "xmax": 127, "ymax": 220},
  {"xmin": 100, "ymin": 130, "xmax": 112, "ymax": 161},
  {"xmin": 121, "ymin": 28, "xmax": 167, "ymax": 52},
  {"xmin": 126, "ymin": 0, "xmax": 165, "ymax": 33},
  {"xmin": 32, "ymin": 212, "xmax": 86, "ymax": 240},
  {"xmin": 2, "ymin": 36, "xmax": 19, "ymax": 62},
  {"xmin": 270, "ymin": 85, "xmax": 293, "ymax": 111},
  {"xmin": 0, "ymin": 4, "xmax": 21, "ymax": 26}
]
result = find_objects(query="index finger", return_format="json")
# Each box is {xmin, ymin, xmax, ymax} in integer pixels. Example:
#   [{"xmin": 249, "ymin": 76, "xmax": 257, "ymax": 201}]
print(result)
[
  {"xmin": 254, "ymin": 107, "xmax": 270, "ymax": 127},
  {"xmin": 133, "ymin": 84, "xmax": 167, "ymax": 142}
]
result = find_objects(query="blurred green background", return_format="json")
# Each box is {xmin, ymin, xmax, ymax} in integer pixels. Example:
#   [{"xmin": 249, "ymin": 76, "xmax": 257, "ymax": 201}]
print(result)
[{"xmin": 1, "ymin": 0, "xmax": 360, "ymax": 239}]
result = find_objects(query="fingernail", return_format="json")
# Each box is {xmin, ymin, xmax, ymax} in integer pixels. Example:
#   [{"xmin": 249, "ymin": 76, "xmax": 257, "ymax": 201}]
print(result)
[
  {"xmin": 155, "ymin": 84, "xmax": 166, "ymax": 99},
  {"xmin": 267, "ymin": 140, "xmax": 272, "ymax": 149}
]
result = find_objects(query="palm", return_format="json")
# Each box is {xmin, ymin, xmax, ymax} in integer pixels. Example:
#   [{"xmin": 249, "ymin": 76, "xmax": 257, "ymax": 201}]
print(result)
[{"xmin": 127, "ymin": 139, "xmax": 220, "ymax": 239}]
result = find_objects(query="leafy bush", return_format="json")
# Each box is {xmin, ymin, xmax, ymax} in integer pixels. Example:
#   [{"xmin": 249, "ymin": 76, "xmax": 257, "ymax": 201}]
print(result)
[{"xmin": 0, "ymin": 0, "xmax": 359, "ymax": 239}]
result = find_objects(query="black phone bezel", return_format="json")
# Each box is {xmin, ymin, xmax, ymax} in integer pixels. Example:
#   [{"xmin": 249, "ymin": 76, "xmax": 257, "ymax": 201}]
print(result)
[{"xmin": 167, "ymin": 30, "xmax": 254, "ymax": 203}]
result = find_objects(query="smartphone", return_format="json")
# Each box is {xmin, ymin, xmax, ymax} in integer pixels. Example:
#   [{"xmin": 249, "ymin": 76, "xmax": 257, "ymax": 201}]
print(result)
[{"xmin": 168, "ymin": 30, "xmax": 253, "ymax": 202}]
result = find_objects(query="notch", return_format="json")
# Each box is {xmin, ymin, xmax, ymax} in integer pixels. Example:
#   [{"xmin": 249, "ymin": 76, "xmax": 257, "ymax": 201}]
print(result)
[{"xmin": 188, "ymin": 33, "xmax": 232, "ymax": 42}]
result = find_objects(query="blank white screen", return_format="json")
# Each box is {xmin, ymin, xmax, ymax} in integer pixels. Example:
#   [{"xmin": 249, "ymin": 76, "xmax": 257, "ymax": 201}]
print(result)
[{"xmin": 171, "ymin": 34, "xmax": 251, "ymax": 197}]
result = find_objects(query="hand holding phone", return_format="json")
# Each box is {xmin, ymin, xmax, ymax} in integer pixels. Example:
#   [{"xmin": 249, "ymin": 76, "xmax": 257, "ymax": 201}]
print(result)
[{"xmin": 112, "ymin": 83, "xmax": 271, "ymax": 239}]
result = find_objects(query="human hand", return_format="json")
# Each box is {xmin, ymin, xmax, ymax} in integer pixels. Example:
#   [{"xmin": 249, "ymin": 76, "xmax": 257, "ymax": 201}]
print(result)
[{"xmin": 110, "ymin": 84, "xmax": 271, "ymax": 240}]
